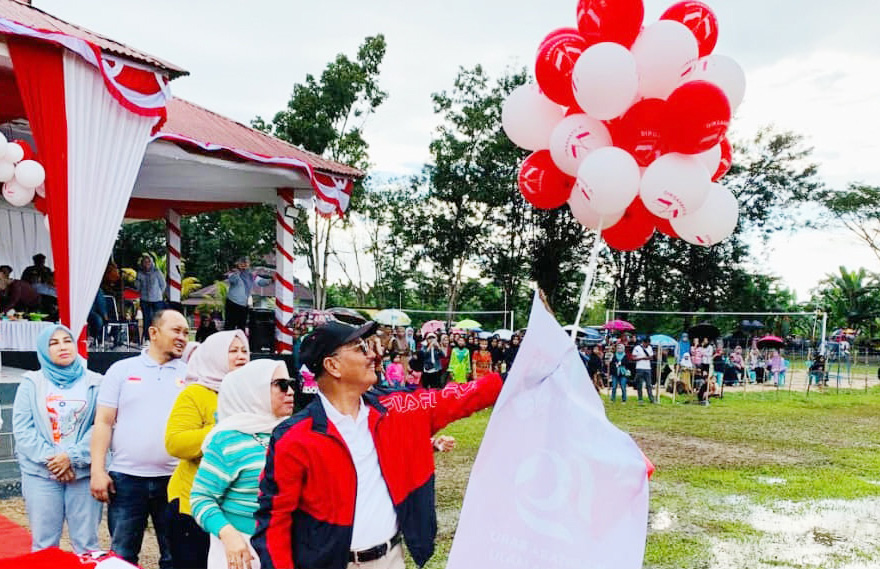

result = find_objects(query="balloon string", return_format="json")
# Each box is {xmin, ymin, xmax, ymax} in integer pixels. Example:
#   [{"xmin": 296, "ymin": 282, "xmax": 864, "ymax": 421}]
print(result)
[{"xmin": 571, "ymin": 219, "xmax": 605, "ymax": 341}]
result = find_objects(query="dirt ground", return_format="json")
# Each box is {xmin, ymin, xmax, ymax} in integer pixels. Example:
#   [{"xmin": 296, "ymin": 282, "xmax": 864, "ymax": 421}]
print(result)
[{"xmin": 0, "ymin": 497, "xmax": 161, "ymax": 569}]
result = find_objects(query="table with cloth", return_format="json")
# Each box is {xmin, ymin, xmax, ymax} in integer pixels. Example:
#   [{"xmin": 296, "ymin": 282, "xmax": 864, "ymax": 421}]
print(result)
[{"xmin": 0, "ymin": 320, "xmax": 53, "ymax": 350}]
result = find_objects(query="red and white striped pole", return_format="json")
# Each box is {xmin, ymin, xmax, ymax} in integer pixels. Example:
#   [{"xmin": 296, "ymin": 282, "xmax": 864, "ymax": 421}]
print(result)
[
  {"xmin": 274, "ymin": 189, "xmax": 296, "ymax": 353},
  {"xmin": 166, "ymin": 209, "xmax": 182, "ymax": 304}
]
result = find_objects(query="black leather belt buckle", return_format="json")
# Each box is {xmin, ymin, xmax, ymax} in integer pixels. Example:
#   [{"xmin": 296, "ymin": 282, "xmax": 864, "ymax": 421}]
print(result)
[{"xmin": 350, "ymin": 533, "xmax": 402, "ymax": 563}]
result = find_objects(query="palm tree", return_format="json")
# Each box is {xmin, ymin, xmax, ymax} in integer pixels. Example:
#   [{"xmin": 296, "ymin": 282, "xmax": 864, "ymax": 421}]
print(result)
[{"xmin": 819, "ymin": 266, "xmax": 880, "ymax": 331}]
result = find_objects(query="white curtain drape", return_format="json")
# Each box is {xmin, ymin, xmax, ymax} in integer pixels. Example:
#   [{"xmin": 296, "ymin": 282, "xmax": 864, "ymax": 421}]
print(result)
[
  {"xmin": 0, "ymin": 204, "xmax": 53, "ymax": 278},
  {"xmin": 64, "ymin": 52, "xmax": 156, "ymax": 336}
]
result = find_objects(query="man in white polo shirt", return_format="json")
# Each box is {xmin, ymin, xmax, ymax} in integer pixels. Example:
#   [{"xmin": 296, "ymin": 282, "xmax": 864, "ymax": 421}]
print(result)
[
  {"xmin": 631, "ymin": 336, "xmax": 655, "ymax": 404},
  {"xmin": 90, "ymin": 309, "xmax": 189, "ymax": 569}
]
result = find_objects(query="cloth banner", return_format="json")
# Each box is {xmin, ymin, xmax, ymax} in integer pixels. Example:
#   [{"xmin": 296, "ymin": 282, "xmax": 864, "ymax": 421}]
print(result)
[
  {"xmin": 447, "ymin": 291, "xmax": 650, "ymax": 569},
  {"xmin": 0, "ymin": 204, "xmax": 53, "ymax": 276}
]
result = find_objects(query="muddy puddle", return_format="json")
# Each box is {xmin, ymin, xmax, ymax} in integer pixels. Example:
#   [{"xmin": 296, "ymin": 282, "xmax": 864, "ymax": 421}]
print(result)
[{"xmin": 652, "ymin": 495, "xmax": 880, "ymax": 568}]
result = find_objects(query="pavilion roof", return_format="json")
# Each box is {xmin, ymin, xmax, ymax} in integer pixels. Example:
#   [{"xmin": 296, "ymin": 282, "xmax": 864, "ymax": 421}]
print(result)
[
  {"xmin": 0, "ymin": 0, "xmax": 188, "ymax": 77},
  {"xmin": 158, "ymin": 98, "xmax": 363, "ymax": 179}
]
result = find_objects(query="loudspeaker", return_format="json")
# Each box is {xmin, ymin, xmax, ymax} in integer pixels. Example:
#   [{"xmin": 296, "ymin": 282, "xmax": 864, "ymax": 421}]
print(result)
[
  {"xmin": 248, "ymin": 311, "xmax": 275, "ymax": 354},
  {"xmin": 249, "ymin": 321, "xmax": 275, "ymax": 353}
]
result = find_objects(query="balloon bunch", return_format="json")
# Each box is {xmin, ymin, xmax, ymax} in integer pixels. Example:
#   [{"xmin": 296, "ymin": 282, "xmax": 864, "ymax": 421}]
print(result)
[{"xmin": 503, "ymin": 0, "xmax": 744, "ymax": 250}]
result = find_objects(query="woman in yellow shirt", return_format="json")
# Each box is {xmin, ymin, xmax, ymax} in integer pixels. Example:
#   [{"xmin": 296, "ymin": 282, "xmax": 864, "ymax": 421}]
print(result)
[{"xmin": 164, "ymin": 330, "xmax": 249, "ymax": 569}]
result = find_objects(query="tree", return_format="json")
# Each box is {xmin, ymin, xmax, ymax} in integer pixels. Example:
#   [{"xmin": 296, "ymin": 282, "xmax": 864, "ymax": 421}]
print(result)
[
  {"xmin": 255, "ymin": 35, "xmax": 388, "ymax": 309},
  {"xmin": 818, "ymin": 183, "xmax": 880, "ymax": 265},
  {"xmin": 815, "ymin": 266, "xmax": 880, "ymax": 331}
]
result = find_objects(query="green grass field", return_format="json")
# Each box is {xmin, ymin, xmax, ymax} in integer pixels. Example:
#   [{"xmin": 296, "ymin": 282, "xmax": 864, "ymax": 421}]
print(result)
[{"xmin": 414, "ymin": 387, "xmax": 880, "ymax": 568}]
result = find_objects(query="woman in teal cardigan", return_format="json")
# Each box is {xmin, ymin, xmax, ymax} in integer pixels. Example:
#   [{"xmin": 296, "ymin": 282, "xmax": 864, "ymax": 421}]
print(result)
[{"xmin": 191, "ymin": 359, "xmax": 294, "ymax": 569}]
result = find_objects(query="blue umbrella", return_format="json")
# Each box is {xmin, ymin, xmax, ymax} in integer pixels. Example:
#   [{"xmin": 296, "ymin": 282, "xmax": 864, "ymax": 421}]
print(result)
[{"xmin": 650, "ymin": 334, "xmax": 677, "ymax": 347}]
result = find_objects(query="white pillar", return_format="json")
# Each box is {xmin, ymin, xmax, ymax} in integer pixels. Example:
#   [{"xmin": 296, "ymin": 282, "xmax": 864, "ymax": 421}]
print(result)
[
  {"xmin": 166, "ymin": 209, "xmax": 182, "ymax": 304},
  {"xmin": 275, "ymin": 189, "xmax": 296, "ymax": 353}
]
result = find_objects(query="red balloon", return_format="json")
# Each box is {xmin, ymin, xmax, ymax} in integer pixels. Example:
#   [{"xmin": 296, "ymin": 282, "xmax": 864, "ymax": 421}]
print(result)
[
  {"xmin": 612, "ymin": 98, "xmax": 667, "ymax": 167},
  {"xmin": 663, "ymin": 81, "xmax": 730, "ymax": 154},
  {"xmin": 654, "ymin": 216, "xmax": 679, "ymax": 238},
  {"xmin": 660, "ymin": 1, "xmax": 719, "ymax": 57},
  {"xmin": 577, "ymin": 0, "xmax": 645, "ymax": 48},
  {"xmin": 713, "ymin": 136, "xmax": 732, "ymax": 181},
  {"xmin": 12, "ymin": 139, "xmax": 35, "ymax": 160},
  {"xmin": 602, "ymin": 197, "xmax": 656, "ymax": 251},
  {"xmin": 535, "ymin": 28, "xmax": 588, "ymax": 107},
  {"xmin": 32, "ymin": 193, "xmax": 47, "ymax": 215},
  {"xmin": 518, "ymin": 150, "xmax": 575, "ymax": 209}
]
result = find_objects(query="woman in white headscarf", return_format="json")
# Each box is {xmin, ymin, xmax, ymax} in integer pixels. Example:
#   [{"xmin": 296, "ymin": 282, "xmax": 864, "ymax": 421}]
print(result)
[
  {"xmin": 191, "ymin": 359, "xmax": 294, "ymax": 569},
  {"xmin": 164, "ymin": 330, "xmax": 250, "ymax": 569}
]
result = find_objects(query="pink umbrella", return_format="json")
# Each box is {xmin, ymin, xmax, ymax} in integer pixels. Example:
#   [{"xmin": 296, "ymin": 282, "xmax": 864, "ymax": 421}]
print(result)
[
  {"xmin": 421, "ymin": 320, "xmax": 445, "ymax": 336},
  {"xmin": 603, "ymin": 319, "xmax": 635, "ymax": 331},
  {"xmin": 756, "ymin": 335, "xmax": 785, "ymax": 349}
]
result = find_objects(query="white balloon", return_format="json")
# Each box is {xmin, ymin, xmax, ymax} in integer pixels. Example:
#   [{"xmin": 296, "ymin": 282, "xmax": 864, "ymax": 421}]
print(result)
[
  {"xmin": 0, "ymin": 161, "xmax": 15, "ymax": 183},
  {"xmin": 14, "ymin": 160, "xmax": 46, "ymax": 189},
  {"xmin": 2, "ymin": 179, "xmax": 35, "ymax": 207},
  {"xmin": 640, "ymin": 153, "xmax": 711, "ymax": 219},
  {"xmin": 671, "ymin": 182, "xmax": 739, "ymax": 246},
  {"xmin": 568, "ymin": 196, "xmax": 624, "ymax": 230},
  {"xmin": 695, "ymin": 144, "xmax": 721, "ymax": 172},
  {"xmin": 43, "ymin": 214, "xmax": 50, "ymax": 232},
  {"xmin": 5, "ymin": 142, "xmax": 24, "ymax": 164},
  {"xmin": 573, "ymin": 147, "xmax": 641, "ymax": 215},
  {"xmin": 571, "ymin": 42, "xmax": 639, "ymax": 120},
  {"xmin": 0, "ymin": 133, "xmax": 8, "ymax": 161},
  {"xmin": 680, "ymin": 54, "xmax": 746, "ymax": 111},
  {"xmin": 631, "ymin": 21, "xmax": 699, "ymax": 100},
  {"xmin": 548, "ymin": 113, "xmax": 612, "ymax": 176},
  {"xmin": 501, "ymin": 84, "xmax": 566, "ymax": 151}
]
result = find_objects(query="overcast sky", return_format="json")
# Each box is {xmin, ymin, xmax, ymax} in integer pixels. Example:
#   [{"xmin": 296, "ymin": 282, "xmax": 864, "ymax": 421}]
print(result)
[{"xmin": 37, "ymin": 0, "xmax": 880, "ymax": 301}]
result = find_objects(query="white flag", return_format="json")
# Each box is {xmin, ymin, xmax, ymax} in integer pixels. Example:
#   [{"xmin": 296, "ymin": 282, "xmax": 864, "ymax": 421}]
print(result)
[{"xmin": 447, "ymin": 292, "xmax": 650, "ymax": 569}]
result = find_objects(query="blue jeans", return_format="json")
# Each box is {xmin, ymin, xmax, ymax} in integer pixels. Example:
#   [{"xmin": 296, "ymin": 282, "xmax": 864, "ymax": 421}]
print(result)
[
  {"xmin": 611, "ymin": 375, "xmax": 628, "ymax": 401},
  {"xmin": 635, "ymin": 369, "xmax": 655, "ymax": 403},
  {"xmin": 21, "ymin": 472, "xmax": 101, "ymax": 553},
  {"xmin": 107, "ymin": 472, "xmax": 172, "ymax": 569}
]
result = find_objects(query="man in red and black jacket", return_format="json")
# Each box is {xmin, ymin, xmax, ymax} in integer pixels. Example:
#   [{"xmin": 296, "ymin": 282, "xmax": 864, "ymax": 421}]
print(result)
[{"xmin": 252, "ymin": 320, "xmax": 503, "ymax": 569}]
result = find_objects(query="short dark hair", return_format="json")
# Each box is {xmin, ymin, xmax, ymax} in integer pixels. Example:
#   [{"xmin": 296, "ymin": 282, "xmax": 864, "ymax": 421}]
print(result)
[
  {"xmin": 151, "ymin": 309, "xmax": 178, "ymax": 329},
  {"xmin": 0, "ymin": 265, "xmax": 11, "ymax": 275}
]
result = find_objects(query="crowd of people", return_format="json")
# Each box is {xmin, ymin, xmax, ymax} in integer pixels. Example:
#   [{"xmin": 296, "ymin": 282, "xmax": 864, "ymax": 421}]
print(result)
[
  {"xmin": 578, "ymin": 331, "xmax": 829, "ymax": 406},
  {"xmin": 285, "ymin": 325, "xmax": 522, "ymax": 392},
  {"xmin": 11, "ymin": 309, "xmax": 502, "ymax": 569}
]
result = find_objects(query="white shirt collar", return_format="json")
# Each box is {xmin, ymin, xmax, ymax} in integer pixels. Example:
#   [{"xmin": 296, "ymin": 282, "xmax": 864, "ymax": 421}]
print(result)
[{"xmin": 318, "ymin": 391, "xmax": 369, "ymax": 426}]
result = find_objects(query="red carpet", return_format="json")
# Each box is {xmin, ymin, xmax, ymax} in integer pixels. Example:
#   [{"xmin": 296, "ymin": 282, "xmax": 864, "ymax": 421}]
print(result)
[{"xmin": 0, "ymin": 512, "xmax": 33, "ymax": 560}]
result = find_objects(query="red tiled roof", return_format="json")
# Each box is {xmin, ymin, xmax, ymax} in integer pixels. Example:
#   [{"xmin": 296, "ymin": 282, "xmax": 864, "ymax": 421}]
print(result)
[
  {"xmin": 160, "ymin": 98, "xmax": 364, "ymax": 179},
  {"xmin": 0, "ymin": 0, "xmax": 187, "ymax": 78}
]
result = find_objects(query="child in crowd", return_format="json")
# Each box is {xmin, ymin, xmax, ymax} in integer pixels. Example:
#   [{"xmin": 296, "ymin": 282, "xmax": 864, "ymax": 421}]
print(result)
[
  {"xmin": 472, "ymin": 338, "xmax": 493, "ymax": 380},
  {"xmin": 385, "ymin": 353, "xmax": 406, "ymax": 387}
]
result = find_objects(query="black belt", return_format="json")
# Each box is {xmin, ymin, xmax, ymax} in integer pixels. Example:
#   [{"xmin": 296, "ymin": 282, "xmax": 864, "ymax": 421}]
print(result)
[{"xmin": 349, "ymin": 533, "xmax": 402, "ymax": 563}]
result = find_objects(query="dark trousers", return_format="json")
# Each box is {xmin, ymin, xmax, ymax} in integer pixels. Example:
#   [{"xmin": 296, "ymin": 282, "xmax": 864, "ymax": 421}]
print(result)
[
  {"xmin": 225, "ymin": 299, "xmax": 249, "ymax": 331},
  {"xmin": 107, "ymin": 472, "xmax": 173, "ymax": 569},
  {"xmin": 141, "ymin": 301, "xmax": 164, "ymax": 339},
  {"xmin": 166, "ymin": 498, "xmax": 209, "ymax": 569},
  {"xmin": 422, "ymin": 371, "xmax": 443, "ymax": 389}
]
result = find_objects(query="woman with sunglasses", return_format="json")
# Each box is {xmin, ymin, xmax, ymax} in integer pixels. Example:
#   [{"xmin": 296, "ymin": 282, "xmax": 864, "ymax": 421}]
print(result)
[
  {"xmin": 12, "ymin": 325, "xmax": 102, "ymax": 553},
  {"xmin": 164, "ymin": 330, "xmax": 249, "ymax": 569},
  {"xmin": 191, "ymin": 359, "xmax": 294, "ymax": 569}
]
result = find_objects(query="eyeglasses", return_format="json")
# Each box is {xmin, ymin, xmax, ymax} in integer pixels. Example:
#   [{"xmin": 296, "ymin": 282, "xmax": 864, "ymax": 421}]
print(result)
[
  {"xmin": 272, "ymin": 378, "xmax": 295, "ymax": 392},
  {"xmin": 331, "ymin": 338, "xmax": 371, "ymax": 358}
]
